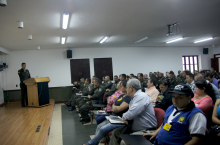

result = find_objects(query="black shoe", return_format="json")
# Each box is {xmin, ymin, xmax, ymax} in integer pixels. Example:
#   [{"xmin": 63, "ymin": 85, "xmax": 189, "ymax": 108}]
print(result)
[
  {"xmin": 22, "ymin": 105, "xmax": 26, "ymax": 107},
  {"xmin": 68, "ymin": 106, "xmax": 75, "ymax": 111},
  {"xmin": 82, "ymin": 119, "xmax": 91, "ymax": 124},
  {"xmin": 64, "ymin": 102, "xmax": 71, "ymax": 107},
  {"xmin": 80, "ymin": 119, "xmax": 85, "ymax": 122}
]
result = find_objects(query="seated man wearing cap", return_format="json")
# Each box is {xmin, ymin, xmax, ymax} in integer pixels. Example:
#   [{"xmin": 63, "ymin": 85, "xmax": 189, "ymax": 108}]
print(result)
[{"xmin": 143, "ymin": 84, "xmax": 207, "ymax": 145}]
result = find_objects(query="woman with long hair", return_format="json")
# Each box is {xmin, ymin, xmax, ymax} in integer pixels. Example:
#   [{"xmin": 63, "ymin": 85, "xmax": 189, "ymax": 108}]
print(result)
[{"xmin": 191, "ymin": 79, "xmax": 216, "ymax": 115}]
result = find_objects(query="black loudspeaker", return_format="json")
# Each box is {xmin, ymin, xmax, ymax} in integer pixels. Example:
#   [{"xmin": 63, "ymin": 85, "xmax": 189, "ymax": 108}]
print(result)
[
  {"xmin": 203, "ymin": 48, "xmax": 208, "ymax": 54},
  {"xmin": 67, "ymin": 50, "xmax": 72, "ymax": 58}
]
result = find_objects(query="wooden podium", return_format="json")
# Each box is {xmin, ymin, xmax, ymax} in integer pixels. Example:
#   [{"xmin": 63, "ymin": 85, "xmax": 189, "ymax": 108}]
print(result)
[{"xmin": 23, "ymin": 77, "xmax": 50, "ymax": 107}]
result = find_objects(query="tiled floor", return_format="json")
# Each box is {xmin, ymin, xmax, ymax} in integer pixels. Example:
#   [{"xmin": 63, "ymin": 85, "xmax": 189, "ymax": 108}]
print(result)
[
  {"xmin": 48, "ymin": 104, "xmax": 63, "ymax": 145},
  {"xmin": 48, "ymin": 104, "xmax": 106, "ymax": 145},
  {"xmin": 61, "ymin": 105, "xmax": 97, "ymax": 145}
]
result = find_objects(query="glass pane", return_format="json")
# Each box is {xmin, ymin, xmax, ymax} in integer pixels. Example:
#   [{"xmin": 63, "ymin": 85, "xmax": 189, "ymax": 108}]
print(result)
[
  {"xmin": 183, "ymin": 65, "xmax": 185, "ymax": 71},
  {"xmin": 186, "ymin": 65, "xmax": 189, "ymax": 70},
  {"xmin": 190, "ymin": 65, "xmax": 194, "ymax": 73},
  {"xmin": 182, "ymin": 57, "xmax": 185, "ymax": 64},
  {"xmin": 185, "ymin": 57, "xmax": 189, "ymax": 64},
  {"xmin": 194, "ymin": 56, "xmax": 197, "ymax": 64},
  {"xmin": 195, "ymin": 65, "xmax": 198, "ymax": 71},
  {"xmin": 190, "ymin": 57, "xmax": 193, "ymax": 65}
]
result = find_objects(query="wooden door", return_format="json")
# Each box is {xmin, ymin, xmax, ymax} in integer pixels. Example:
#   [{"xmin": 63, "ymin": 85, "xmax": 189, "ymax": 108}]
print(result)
[
  {"xmin": 211, "ymin": 58, "xmax": 219, "ymax": 72},
  {"xmin": 94, "ymin": 58, "xmax": 113, "ymax": 80},
  {"xmin": 70, "ymin": 59, "xmax": 90, "ymax": 83}
]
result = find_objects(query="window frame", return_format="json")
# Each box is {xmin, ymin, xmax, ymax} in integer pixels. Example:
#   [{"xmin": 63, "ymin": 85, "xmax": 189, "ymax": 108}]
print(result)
[{"xmin": 182, "ymin": 55, "xmax": 199, "ymax": 73}]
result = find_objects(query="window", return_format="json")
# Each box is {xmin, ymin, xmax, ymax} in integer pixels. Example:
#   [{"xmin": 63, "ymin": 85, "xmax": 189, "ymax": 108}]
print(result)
[{"xmin": 182, "ymin": 56, "xmax": 199, "ymax": 73}]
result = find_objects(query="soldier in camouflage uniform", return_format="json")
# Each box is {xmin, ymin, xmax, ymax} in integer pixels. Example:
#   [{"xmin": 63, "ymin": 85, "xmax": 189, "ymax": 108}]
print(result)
[
  {"xmin": 169, "ymin": 71, "xmax": 178, "ymax": 90},
  {"xmin": 79, "ymin": 78, "xmax": 105, "ymax": 124},
  {"xmin": 178, "ymin": 72, "xmax": 186, "ymax": 84},
  {"xmin": 177, "ymin": 70, "xmax": 181, "ymax": 78},
  {"xmin": 68, "ymin": 78, "xmax": 91, "ymax": 111},
  {"xmin": 143, "ymin": 74, "xmax": 149, "ymax": 88},
  {"xmin": 102, "ymin": 76, "xmax": 113, "ymax": 90},
  {"xmin": 105, "ymin": 75, "xmax": 119, "ymax": 97},
  {"xmin": 79, "ymin": 78, "xmax": 85, "ymax": 91},
  {"xmin": 165, "ymin": 72, "xmax": 170, "ymax": 80},
  {"xmin": 18, "ymin": 63, "xmax": 31, "ymax": 107},
  {"xmin": 137, "ymin": 73, "xmax": 147, "ymax": 92},
  {"xmin": 156, "ymin": 72, "xmax": 166, "ymax": 90},
  {"xmin": 211, "ymin": 67, "xmax": 220, "ymax": 80},
  {"xmin": 76, "ymin": 76, "xmax": 97, "ymax": 108}
]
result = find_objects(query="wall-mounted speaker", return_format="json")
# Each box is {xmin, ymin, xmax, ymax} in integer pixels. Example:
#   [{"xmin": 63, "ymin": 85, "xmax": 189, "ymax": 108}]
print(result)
[
  {"xmin": 67, "ymin": 50, "xmax": 72, "ymax": 58},
  {"xmin": 203, "ymin": 48, "xmax": 208, "ymax": 54}
]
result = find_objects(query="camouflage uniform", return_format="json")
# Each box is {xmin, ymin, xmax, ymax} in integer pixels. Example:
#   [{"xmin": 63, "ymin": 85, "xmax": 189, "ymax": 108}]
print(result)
[
  {"xmin": 156, "ymin": 77, "xmax": 166, "ymax": 89},
  {"xmin": 102, "ymin": 80, "xmax": 113, "ymax": 90},
  {"xmin": 178, "ymin": 77, "xmax": 186, "ymax": 84},
  {"xmin": 106, "ymin": 81, "xmax": 119, "ymax": 97},
  {"xmin": 144, "ymin": 78, "xmax": 149, "ymax": 88},
  {"xmin": 140, "ymin": 79, "xmax": 147, "ymax": 92},
  {"xmin": 79, "ymin": 85, "xmax": 105, "ymax": 121},
  {"xmin": 169, "ymin": 77, "xmax": 178, "ymax": 90},
  {"xmin": 69, "ymin": 83, "xmax": 90, "ymax": 107}
]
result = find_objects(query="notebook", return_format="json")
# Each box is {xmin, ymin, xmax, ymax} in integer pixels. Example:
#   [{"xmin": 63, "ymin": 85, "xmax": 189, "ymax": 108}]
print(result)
[{"xmin": 106, "ymin": 116, "xmax": 125, "ymax": 124}]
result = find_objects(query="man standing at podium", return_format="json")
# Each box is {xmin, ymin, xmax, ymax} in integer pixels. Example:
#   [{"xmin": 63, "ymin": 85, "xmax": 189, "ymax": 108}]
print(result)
[{"xmin": 18, "ymin": 63, "xmax": 31, "ymax": 107}]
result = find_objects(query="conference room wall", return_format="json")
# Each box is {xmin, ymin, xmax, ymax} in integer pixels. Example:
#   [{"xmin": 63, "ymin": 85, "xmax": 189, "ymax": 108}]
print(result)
[
  {"xmin": 213, "ymin": 47, "xmax": 220, "ymax": 54},
  {"xmin": 3, "ymin": 46, "xmax": 213, "ymax": 91}
]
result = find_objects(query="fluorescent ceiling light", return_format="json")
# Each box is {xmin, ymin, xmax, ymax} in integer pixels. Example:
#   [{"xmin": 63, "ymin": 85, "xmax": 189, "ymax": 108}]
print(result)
[
  {"xmin": 61, "ymin": 37, "xmax": 66, "ymax": 44},
  {"xmin": 194, "ymin": 37, "xmax": 213, "ymax": 43},
  {"xmin": 135, "ymin": 37, "xmax": 148, "ymax": 43},
  {"xmin": 100, "ymin": 36, "xmax": 109, "ymax": 43},
  {"xmin": 62, "ymin": 13, "xmax": 69, "ymax": 29},
  {"xmin": 166, "ymin": 37, "xmax": 183, "ymax": 43}
]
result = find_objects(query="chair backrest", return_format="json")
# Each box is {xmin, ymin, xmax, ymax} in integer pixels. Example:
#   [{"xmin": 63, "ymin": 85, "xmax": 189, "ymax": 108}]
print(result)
[
  {"xmin": 154, "ymin": 108, "xmax": 165, "ymax": 128},
  {"xmin": 103, "ymin": 92, "xmax": 106, "ymax": 103}
]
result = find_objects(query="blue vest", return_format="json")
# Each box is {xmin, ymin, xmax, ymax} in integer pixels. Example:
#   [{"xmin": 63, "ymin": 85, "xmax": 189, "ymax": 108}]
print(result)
[{"xmin": 155, "ymin": 105, "xmax": 205, "ymax": 145}]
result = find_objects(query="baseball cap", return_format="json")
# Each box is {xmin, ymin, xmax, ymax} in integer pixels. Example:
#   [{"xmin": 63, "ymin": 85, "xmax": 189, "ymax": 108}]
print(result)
[{"xmin": 169, "ymin": 84, "xmax": 194, "ymax": 97}]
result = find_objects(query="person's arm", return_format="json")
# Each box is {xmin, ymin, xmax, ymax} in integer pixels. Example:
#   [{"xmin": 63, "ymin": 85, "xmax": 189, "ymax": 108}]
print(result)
[
  {"xmin": 103, "ymin": 81, "xmax": 112, "ymax": 89},
  {"xmin": 195, "ymin": 97, "xmax": 213, "ymax": 112},
  {"xmin": 185, "ymin": 136, "xmax": 202, "ymax": 145},
  {"xmin": 123, "ymin": 95, "xmax": 147, "ymax": 120},
  {"xmin": 91, "ymin": 87, "xmax": 105, "ymax": 100},
  {"xmin": 155, "ymin": 93, "xmax": 173, "ymax": 110},
  {"xmin": 187, "ymin": 112, "xmax": 207, "ymax": 145},
  {"xmin": 212, "ymin": 99, "xmax": 220, "ymax": 125},
  {"xmin": 109, "ymin": 95, "xmax": 119, "ymax": 105},
  {"xmin": 142, "ymin": 124, "xmax": 162, "ymax": 140},
  {"xmin": 28, "ymin": 70, "xmax": 31, "ymax": 78},
  {"xmin": 112, "ymin": 102, "xmax": 129, "ymax": 113}
]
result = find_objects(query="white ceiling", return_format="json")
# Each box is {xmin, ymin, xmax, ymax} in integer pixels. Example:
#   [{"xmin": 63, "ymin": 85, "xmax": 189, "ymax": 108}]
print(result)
[{"xmin": 0, "ymin": 0, "xmax": 220, "ymax": 50}]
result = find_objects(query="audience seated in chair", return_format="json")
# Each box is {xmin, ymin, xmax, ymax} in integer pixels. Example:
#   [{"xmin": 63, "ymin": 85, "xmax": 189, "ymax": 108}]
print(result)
[
  {"xmin": 186, "ymin": 73, "xmax": 195, "ymax": 93},
  {"xmin": 105, "ymin": 75, "xmax": 120, "ymax": 98},
  {"xmin": 95, "ymin": 81, "xmax": 124, "ymax": 124},
  {"xmin": 145, "ymin": 78, "xmax": 159, "ymax": 107},
  {"xmin": 79, "ymin": 78, "xmax": 105, "ymax": 124},
  {"xmin": 68, "ymin": 78, "xmax": 91, "ymax": 111},
  {"xmin": 155, "ymin": 80, "xmax": 173, "ymax": 111},
  {"xmin": 109, "ymin": 79, "xmax": 157, "ymax": 145},
  {"xmin": 191, "ymin": 79, "xmax": 215, "ymax": 116},
  {"xmin": 143, "ymin": 84, "xmax": 207, "ymax": 145},
  {"xmin": 83, "ymin": 81, "xmax": 131, "ymax": 145},
  {"xmin": 195, "ymin": 73, "xmax": 220, "ymax": 100},
  {"xmin": 206, "ymin": 73, "xmax": 219, "ymax": 89},
  {"xmin": 102, "ymin": 76, "xmax": 113, "ymax": 90}
]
